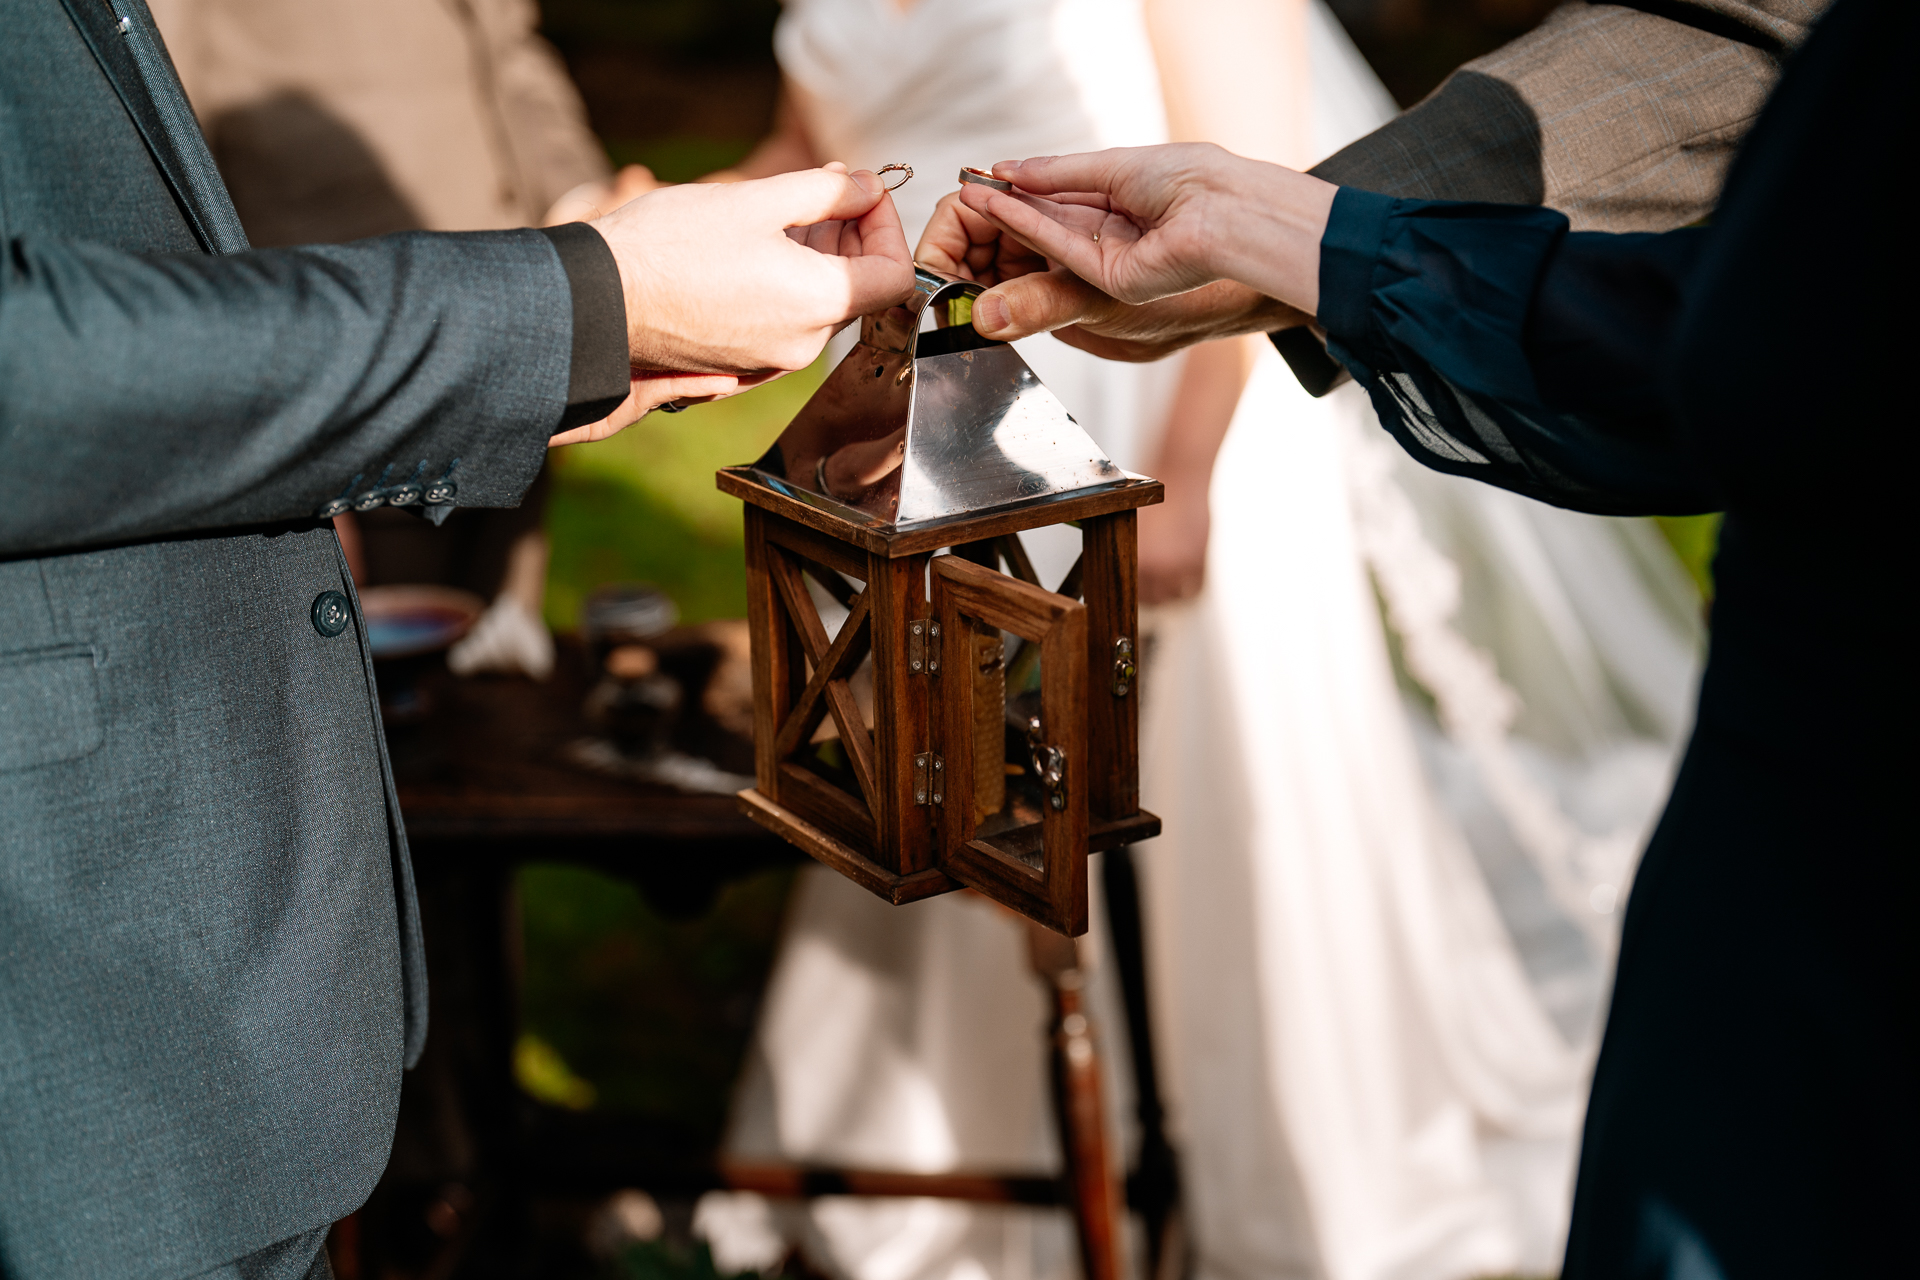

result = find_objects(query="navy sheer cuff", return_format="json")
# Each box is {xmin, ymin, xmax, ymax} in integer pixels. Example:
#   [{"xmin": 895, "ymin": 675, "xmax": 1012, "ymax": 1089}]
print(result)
[
  {"xmin": 1311, "ymin": 191, "xmax": 1718, "ymax": 515},
  {"xmin": 1318, "ymin": 186, "xmax": 1394, "ymax": 371},
  {"xmin": 1321, "ymin": 189, "xmax": 1567, "ymax": 407}
]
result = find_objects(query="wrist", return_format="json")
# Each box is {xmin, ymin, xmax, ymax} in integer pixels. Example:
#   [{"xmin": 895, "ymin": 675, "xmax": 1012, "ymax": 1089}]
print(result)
[
  {"xmin": 1211, "ymin": 160, "xmax": 1336, "ymax": 316},
  {"xmin": 586, "ymin": 212, "xmax": 656, "ymax": 367},
  {"xmin": 1171, "ymin": 281, "xmax": 1307, "ymax": 344}
]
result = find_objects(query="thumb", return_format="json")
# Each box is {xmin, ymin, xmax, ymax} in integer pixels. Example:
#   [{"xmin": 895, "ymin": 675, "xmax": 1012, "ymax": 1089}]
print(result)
[
  {"xmin": 761, "ymin": 166, "xmax": 886, "ymax": 229},
  {"xmin": 973, "ymin": 268, "xmax": 1108, "ymax": 341}
]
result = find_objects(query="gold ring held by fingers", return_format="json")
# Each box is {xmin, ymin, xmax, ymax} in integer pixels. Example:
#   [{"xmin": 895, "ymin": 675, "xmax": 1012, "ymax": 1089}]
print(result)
[
  {"xmin": 877, "ymin": 163, "xmax": 913, "ymax": 191},
  {"xmin": 958, "ymin": 166, "xmax": 1013, "ymax": 193},
  {"xmin": 1092, "ymin": 231, "xmax": 1101, "ymax": 242}
]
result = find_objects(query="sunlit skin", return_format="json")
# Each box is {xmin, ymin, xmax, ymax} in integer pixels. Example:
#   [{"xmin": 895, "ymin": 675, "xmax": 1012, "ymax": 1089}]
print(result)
[
  {"xmin": 549, "ymin": 163, "xmax": 915, "ymax": 445},
  {"xmin": 915, "ymin": 147, "xmax": 1333, "ymax": 359},
  {"xmin": 964, "ymin": 147, "xmax": 1336, "ymax": 313}
]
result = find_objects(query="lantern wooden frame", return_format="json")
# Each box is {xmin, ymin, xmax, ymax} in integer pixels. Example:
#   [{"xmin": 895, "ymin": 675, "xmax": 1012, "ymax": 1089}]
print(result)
[{"xmin": 721, "ymin": 473, "xmax": 1161, "ymax": 936}]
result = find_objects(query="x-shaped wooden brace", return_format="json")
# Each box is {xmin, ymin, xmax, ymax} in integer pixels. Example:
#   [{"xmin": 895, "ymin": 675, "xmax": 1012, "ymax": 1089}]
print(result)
[{"xmin": 768, "ymin": 546, "xmax": 879, "ymax": 814}]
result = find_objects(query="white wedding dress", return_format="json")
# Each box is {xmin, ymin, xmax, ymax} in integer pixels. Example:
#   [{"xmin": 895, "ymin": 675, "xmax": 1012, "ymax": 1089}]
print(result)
[{"xmin": 697, "ymin": 4, "xmax": 1705, "ymax": 1279}]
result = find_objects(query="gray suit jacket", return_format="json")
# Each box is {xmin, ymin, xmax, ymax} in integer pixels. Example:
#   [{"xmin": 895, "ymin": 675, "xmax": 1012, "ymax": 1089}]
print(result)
[
  {"xmin": 0, "ymin": 2, "xmax": 616, "ymax": 1275},
  {"xmin": 1279, "ymin": 0, "xmax": 1828, "ymax": 391}
]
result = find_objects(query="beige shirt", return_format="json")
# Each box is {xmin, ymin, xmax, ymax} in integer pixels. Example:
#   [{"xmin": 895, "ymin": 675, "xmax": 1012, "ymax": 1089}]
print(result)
[{"xmin": 150, "ymin": 0, "xmax": 609, "ymax": 244}]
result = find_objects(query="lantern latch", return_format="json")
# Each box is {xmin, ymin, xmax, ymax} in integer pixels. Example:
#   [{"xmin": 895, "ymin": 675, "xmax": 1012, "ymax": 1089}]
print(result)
[
  {"xmin": 1112, "ymin": 636, "xmax": 1136, "ymax": 697},
  {"xmin": 909, "ymin": 619, "xmax": 942, "ymax": 675},
  {"xmin": 1026, "ymin": 716, "xmax": 1068, "ymax": 812},
  {"xmin": 914, "ymin": 752, "xmax": 945, "ymax": 806}
]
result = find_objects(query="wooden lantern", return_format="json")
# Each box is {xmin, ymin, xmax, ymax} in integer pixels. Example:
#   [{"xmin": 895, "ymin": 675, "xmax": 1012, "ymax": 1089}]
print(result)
[{"xmin": 717, "ymin": 268, "xmax": 1161, "ymax": 935}]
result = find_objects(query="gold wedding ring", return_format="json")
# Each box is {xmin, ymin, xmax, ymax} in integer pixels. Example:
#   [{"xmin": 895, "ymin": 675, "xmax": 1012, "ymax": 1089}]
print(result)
[
  {"xmin": 877, "ymin": 163, "xmax": 913, "ymax": 191},
  {"xmin": 959, "ymin": 166, "xmax": 1013, "ymax": 193}
]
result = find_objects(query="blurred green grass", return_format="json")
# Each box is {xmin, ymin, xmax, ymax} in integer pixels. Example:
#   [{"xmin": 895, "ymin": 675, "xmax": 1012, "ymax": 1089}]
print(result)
[
  {"xmin": 543, "ymin": 357, "xmax": 827, "ymax": 631},
  {"xmin": 1654, "ymin": 512, "xmax": 1723, "ymax": 600},
  {"xmin": 517, "ymin": 863, "xmax": 795, "ymax": 1134},
  {"xmin": 605, "ymin": 136, "xmax": 755, "ymax": 183}
]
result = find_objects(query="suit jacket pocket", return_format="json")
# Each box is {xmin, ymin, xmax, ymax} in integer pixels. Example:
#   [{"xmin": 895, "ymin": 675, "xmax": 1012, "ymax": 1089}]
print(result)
[{"xmin": 0, "ymin": 644, "xmax": 105, "ymax": 773}]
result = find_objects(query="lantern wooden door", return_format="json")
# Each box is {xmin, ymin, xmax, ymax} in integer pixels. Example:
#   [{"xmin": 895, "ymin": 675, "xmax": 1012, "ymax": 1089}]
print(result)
[{"xmin": 932, "ymin": 553, "xmax": 1088, "ymax": 934}]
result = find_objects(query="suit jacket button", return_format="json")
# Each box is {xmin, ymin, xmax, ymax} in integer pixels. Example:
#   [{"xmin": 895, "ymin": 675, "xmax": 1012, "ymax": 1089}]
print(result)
[
  {"xmin": 311, "ymin": 591, "xmax": 351, "ymax": 637},
  {"xmin": 424, "ymin": 481, "xmax": 457, "ymax": 504},
  {"xmin": 317, "ymin": 498, "xmax": 351, "ymax": 519}
]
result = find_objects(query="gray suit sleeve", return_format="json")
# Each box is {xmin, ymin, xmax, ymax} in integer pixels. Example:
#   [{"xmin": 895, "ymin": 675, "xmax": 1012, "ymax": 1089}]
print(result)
[
  {"xmin": 1277, "ymin": 0, "xmax": 1825, "ymax": 393},
  {"xmin": 1309, "ymin": 1, "xmax": 1811, "ymax": 226},
  {"xmin": 0, "ymin": 226, "xmax": 575, "ymax": 557}
]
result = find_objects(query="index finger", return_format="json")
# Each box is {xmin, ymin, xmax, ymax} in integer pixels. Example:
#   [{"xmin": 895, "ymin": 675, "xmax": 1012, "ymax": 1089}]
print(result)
[
  {"xmin": 991, "ymin": 152, "xmax": 1132, "ymax": 199},
  {"xmin": 849, "ymin": 180, "xmax": 910, "ymax": 272}
]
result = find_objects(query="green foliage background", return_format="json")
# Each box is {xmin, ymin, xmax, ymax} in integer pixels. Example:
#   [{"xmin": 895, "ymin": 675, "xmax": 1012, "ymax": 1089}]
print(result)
[{"xmin": 543, "ymin": 360, "xmax": 827, "ymax": 633}]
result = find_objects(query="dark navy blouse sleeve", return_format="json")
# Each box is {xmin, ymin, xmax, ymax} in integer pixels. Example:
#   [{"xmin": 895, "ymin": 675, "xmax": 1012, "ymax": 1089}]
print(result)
[{"xmin": 1317, "ymin": 186, "xmax": 1723, "ymax": 516}]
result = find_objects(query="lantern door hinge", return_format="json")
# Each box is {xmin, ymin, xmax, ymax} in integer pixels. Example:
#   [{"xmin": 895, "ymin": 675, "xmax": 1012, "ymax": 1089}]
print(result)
[
  {"xmin": 1112, "ymin": 636, "xmax": 1135, "ymax": 697},
  {"xmin": 913, "ymin": 752, "xmax": 945, "ymax": 806},
  {"xmin": 909, "ymin": 619, "xmax": 941, "ymax": 675}
]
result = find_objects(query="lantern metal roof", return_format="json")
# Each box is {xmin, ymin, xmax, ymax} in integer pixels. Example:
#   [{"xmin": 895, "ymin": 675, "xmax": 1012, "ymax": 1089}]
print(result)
[{"xmin": 732, "ymin": 266, "xmax": 1152, "ymax": 533}]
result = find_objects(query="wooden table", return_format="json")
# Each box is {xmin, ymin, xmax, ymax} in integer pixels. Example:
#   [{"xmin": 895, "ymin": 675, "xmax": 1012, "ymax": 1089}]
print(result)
[
  {"xmin": 390, "ymin": 634, "xmax": 786, "ymax": 895},
  {"xmin": 363, "ymin": 638, "xmax": 798, "ymax": 1278}
]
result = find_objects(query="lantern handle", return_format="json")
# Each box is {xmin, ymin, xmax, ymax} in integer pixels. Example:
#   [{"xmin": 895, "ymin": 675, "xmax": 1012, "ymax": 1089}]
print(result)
[{"xmin": 860, "ymin": 265, "xmax": 984, "ymax": 358}]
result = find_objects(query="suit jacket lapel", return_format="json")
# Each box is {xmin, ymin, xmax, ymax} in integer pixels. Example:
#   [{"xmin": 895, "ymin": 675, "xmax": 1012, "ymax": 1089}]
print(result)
[{"xmin": 59, "ymin": 0, "xmax": 249, "ymax": 254}]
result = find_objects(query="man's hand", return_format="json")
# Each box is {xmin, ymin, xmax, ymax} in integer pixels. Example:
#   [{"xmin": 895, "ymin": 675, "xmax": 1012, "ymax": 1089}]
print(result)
[
  {"xmin": 591, "ymin": 167, "xmax": 915, "ymax": 377},
  {"xmin": 548, "ymin": 371, "xmax": 779, "ymax": 448},
  {"xmin": 999, "ymin": 276, "xmax": 1307, "ymax": 363},
  {"xmin": 915, "ymin": 182, "xmax": 1310, "ymax": 364}
]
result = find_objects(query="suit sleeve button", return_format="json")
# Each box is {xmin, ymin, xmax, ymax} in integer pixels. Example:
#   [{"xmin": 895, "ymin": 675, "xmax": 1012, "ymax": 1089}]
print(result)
[{"xmin": 311, "ymin": 590, "xmax": 352, "ymax": 637}]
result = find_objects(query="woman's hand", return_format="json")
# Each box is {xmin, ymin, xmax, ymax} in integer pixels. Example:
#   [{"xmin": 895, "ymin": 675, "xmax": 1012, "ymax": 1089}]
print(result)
[
  {"xmin": 959, "ymin": 144, "xmax": 1336, "ymax": 316},
  {"xmin": 1136, "ymin": 337, "xmax": 1257, "ymax": 603},
  {"xmin": 543, "ymin": 164, "xmax": 662, "ymax": 226},
  {"xmin": 915, "ymin": 170, "xmax": 1313, "ymax": 362},
  {"xmin": 916, "ymin": 189, "xmax": 1054, "ymax": 288},
  {"xmin": 1139, "ymin": 479, "xmax": 1212, "ymax": 604}
]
